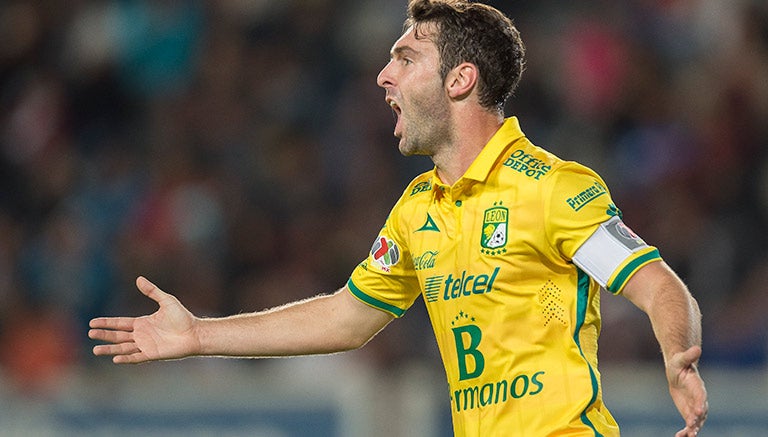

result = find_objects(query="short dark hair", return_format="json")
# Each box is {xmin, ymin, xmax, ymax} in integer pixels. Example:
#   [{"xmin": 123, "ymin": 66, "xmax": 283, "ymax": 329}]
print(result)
[{"xmin": 405, "ymin": 0, "xmax": 526, "ymax": 112}]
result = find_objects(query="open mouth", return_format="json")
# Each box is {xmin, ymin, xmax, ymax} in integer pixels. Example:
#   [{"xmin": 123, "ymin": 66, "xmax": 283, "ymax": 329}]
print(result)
[
  {"xmin": 387, "ymin": 99, "xmax": 401, "ymax": 117},
  {"xmin": 386, "ymin": 98, "xmax": 403, "ymax": 138}
]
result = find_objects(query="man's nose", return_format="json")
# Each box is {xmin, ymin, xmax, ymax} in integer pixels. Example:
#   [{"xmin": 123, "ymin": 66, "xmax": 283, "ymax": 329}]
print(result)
[{"xmin": 377, "ymin": 61, "xmax": 394, "ymax": 89}]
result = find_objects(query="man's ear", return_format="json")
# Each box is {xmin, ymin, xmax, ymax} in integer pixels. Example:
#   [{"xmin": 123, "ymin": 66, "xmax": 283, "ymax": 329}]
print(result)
[{"xmin": 446, "ymin": 62, "xmax": 478, "ymax": 100}]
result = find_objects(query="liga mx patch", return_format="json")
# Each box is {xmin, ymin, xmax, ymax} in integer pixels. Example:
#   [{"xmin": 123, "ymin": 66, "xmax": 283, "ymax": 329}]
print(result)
[
  {"xmin": 481, "ymin": 202, "xmax": 508, "ymax": 255},
  {"xmin": 370, "ymin": 236, "xmax": 400, "ymax": 272}
]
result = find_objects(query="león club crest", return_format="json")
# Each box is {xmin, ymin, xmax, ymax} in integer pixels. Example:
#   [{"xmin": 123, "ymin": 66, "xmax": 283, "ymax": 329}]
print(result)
[{"xmin": 481, "ymin": 202, "xmax": 508, "ymax": 255}]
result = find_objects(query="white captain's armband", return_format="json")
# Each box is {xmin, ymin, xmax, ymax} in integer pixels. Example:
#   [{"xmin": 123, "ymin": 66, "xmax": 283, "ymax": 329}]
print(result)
[{"xmin": 572, "ymin": 216, "xmax": 659, "ymax": 291}]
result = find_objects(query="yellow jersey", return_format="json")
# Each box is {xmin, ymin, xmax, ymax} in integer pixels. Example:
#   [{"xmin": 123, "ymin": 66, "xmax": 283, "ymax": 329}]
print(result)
[{"xmin": 348, "ymin": 117, "xmax": 660, "ymax": 436}]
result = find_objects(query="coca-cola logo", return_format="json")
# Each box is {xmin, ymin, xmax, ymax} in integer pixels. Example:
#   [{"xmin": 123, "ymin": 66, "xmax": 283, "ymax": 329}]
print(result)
[{"xmin": 413, "ymin": 250, "xmax": 438, "ymax": 271}]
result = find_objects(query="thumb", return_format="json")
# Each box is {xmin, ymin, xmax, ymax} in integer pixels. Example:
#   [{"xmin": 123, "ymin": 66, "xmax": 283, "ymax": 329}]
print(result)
[
  {"xmin": 136, "ymin": 276, "xmax": 170, "ymax": 304},
  {"xmin": 673, "ymin": 345, "xmax": 702, "ymax": 368}
]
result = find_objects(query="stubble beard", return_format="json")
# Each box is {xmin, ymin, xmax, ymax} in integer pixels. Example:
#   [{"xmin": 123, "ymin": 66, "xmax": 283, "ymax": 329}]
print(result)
[{"xmin": 397, "ymin": 89, "xmax": 452, "ymax": 158}]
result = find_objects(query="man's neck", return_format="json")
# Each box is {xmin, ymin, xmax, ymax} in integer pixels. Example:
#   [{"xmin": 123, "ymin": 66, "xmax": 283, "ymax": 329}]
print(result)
[{"xmin": 433, "ymin": 110, "xmax": 504, "ymax": 185}]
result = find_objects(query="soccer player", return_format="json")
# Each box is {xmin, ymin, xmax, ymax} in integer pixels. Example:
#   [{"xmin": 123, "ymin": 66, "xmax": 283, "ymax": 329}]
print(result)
[{"xmin": 89, "ymin": 1, "xmax": 708, "ymax": 435}]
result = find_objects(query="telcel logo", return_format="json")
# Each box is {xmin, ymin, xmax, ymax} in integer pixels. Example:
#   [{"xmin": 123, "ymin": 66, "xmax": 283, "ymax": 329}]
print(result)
[{"xmin": 437, "ymin": 267, "xmax": 500, "ymax": 301}]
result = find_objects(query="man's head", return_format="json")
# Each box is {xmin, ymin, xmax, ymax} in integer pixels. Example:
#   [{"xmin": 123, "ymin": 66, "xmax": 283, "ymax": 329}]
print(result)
[
  {"xmin": 404, "ymin": 0, "xmax": 526, "ymax": 113},
  {"xmin": 376, "ymin": 0, "xmax": 526, "ymax": 159}
]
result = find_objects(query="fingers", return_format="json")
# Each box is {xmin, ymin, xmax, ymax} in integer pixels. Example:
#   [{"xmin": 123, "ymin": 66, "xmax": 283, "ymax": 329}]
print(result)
[
  {"xmin": 88, "ymin": 276, "xmax": 163, "ymax": 331},
  {"xmin": 113, "ymin": 353, "xmax": 150, "ymax": 365},
  {"xmin": 92, "ymin": 342, "xmax": 140, "ymax": 357},
  {"xmin": 668, "ymin": 348, "xmax": 708, "ymax": 437},
  {"xmin": 88, "ymin": 327, "xmax": 134, "ymax": 344},
  {"xmin": 675, "ymin": 424, "xmax": 702, "ymax": 437},
  {"xmin": 89, "ymin": 326, "xmax": 141, "ymax": 362},
  {"xmin": 690, "ymin": 401, "xmax": 708, "ymax": 430},
  {"xmin": 89, "ymin": 276, "xmax": 164, "ymax": 331},
  {"xmin": 673, "ymin": 397, "xmax": 707, "ymax": 437},
  {"xmin": 89, "ymin": 316, "xmax": 135, "ymax": 331},
  {"xmin": 89, "ymin": 276, "xmax": 168, "ymax": 364},
  {"xmin": 89, "ymin": 328, "xmax": 151, "ymax": 364},
  {"xmin": 674, "ymin": 380, "xmax": 707, "ymax": 437},
  {"xmin": 94, "ymin": 346, "xmax": 148, "ymax": 365}
]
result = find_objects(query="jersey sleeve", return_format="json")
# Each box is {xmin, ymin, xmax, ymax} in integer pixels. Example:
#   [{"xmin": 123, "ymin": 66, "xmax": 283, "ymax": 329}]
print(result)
[
  {"xmin": 544, "ymin": 163, "xmax": 661, "ymax": 294},
  {"xmin": 347, "ymin": 198, "xmax": 421, "ymax": 318}
]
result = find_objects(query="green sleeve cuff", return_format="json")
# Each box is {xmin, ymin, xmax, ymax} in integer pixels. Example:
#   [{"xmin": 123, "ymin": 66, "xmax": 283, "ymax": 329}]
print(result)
[
  {"xmin": 607, "ymin": 248, "xmax": 662, "ymax": 294},
  {"xmin": 347, "ymin": 279, "xmax": 406, "ymax": 318}
]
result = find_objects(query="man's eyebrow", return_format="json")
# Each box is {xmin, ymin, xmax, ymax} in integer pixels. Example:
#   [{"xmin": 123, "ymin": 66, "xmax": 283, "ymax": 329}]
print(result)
[{"xmin": 391, "ymin": 45, "xmax": 419, "ymax": 58}]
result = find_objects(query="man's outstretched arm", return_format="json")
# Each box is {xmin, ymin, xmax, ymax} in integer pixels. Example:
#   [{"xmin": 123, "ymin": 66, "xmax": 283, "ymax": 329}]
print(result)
[
  {"xmin": 621, "ymin": 261, "xmax": 708, "ymax": 437},
  {"xmin": 89, "ymin": 276, "xmax": 394, "ymax": 364}
]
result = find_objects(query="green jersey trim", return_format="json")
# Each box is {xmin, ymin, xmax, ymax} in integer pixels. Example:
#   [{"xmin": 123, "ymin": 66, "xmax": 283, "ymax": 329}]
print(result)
[
  {"xmin": 607, "ymin": 249, "xmax": 662, "ymax": 294},
  {"xmin": 575, "ymin": 269, "xmax": 604, "ymax": 437},
  {"xmin": 347, "ymin": 279, "xmax": 406, "ymax": 318}
]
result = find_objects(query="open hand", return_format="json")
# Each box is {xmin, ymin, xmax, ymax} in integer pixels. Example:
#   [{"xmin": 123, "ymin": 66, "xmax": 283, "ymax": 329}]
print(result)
[
  {"xmin": 89, "ymin": 277, "xmax": 200, "ymax": 363},
  {"xmin": 667, "ymin": 345, "xmax": 708, "ymax": 436}
]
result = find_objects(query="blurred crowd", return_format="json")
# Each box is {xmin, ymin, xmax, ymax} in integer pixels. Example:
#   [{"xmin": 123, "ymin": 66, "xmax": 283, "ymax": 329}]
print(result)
[{"xmin": 0, "ymin": 0, "xmax": 766, "ymax": 395}]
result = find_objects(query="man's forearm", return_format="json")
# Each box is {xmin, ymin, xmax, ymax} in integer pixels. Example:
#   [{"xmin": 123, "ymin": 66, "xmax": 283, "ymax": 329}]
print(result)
[
  {"xmin": 194, "ymin": 288, "xmax": 393, "ymax": 358},
  {"xmin": 624, "ymin": 261, "xmax": 702, "ymax": 363},
  {"xmin": 647, "ymin": 276, "xmax": 702, "ymax": 364}
]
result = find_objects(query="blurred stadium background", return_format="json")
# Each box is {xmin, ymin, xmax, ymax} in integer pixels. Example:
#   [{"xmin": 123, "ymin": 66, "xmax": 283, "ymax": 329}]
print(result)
[{"xmin": 0, "ymin": 0, "xmax": 766, "ymax": 435}]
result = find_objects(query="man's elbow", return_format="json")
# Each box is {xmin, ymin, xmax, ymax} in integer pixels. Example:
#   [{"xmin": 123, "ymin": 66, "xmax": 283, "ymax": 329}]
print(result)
[{"xmin": 326, "ymin": 331, "xmax": 377, "ymax": 353}]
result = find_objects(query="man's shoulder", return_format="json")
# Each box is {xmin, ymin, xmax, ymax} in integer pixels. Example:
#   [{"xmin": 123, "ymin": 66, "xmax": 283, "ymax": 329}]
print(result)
[
  {"xmin": 379, "ymin": 172, "xmax": 434, "ymax": 237},
  {"xmin": 496, "ymin": 137, "xmax": 564, "ymax": 183},
  {"xmin": 497, "ymin": 137, "xmax": 602, "ymax": 185},
  {"xmin": 398, "ymin": 171, "xmax": 435, "ymax": 202}
]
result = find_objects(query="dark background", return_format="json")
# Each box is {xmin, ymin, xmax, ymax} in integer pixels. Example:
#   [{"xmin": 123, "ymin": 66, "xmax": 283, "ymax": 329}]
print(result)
[{"xmin": 0, "ymin": 0, "xmax": 766, "ymax": 397}]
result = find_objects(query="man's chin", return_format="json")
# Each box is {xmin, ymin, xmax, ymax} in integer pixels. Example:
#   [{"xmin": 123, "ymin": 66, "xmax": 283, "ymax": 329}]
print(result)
[
  {"xmin": 398, "ymin": 142, "xmax": 430, "ymax": 158},
  {"xmin": 396, "ymin": 137, "xmax": 409, "ymax": 155},
  {"xmin": 398, "ymin": 139, "xmax": 416, "ymax": 157}
]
